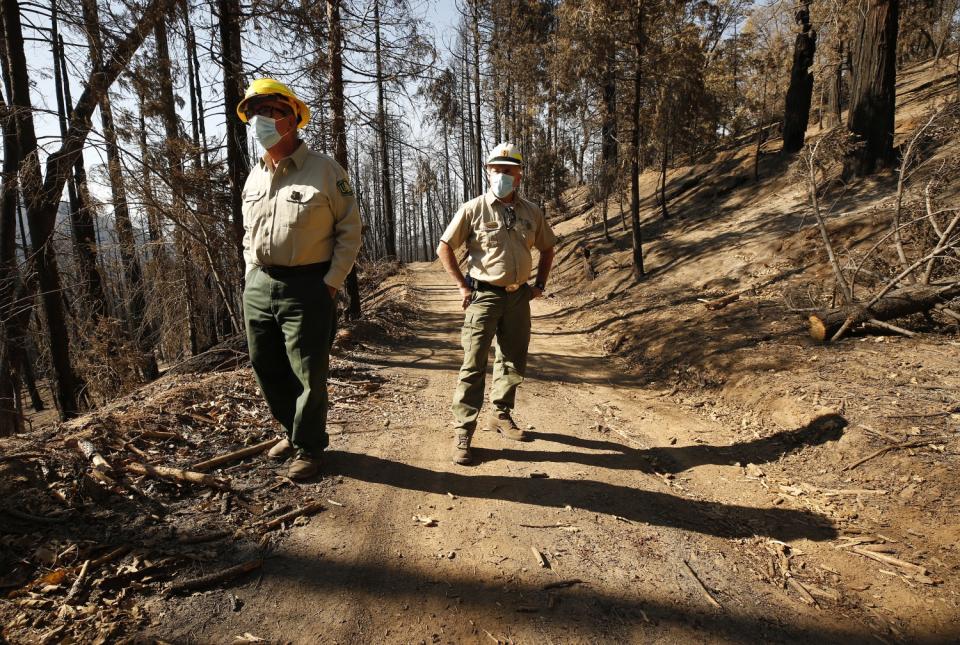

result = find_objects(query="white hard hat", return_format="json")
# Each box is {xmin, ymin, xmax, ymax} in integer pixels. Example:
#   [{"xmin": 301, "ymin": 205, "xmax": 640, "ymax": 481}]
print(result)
[{"xmin": 485, "ymin": 142, "xmax": 523, "ymax": 166}]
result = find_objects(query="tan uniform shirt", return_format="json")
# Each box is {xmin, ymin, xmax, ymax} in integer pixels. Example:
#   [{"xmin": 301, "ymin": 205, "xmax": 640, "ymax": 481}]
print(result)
[
  {"xmin": 241, "ymin": 142, "xmax": 362, "ymax": 290},
  {"xmin": 440, "ymin": 191, "xmax": 557, "ymax": 287}
]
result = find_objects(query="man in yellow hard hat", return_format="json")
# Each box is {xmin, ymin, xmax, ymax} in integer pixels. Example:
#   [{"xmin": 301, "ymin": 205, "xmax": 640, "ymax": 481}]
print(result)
[
  {"xmin": 238, "ymin": 79, "xmax": 362, "ymax": 480},
  {"xmin": 437, "ymin": 143, "xmax": 557, "ymax": 465}
]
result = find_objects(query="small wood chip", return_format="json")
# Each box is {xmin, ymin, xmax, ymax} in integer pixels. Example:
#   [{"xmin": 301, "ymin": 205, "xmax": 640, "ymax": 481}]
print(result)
[{"xmin": 531, "ymin": 547, "xmax": 548, "ymax": 568}]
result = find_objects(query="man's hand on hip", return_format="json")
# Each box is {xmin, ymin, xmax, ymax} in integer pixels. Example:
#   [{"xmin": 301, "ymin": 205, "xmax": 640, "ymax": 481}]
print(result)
[
  {"xmin": 459, "ymin": 285, "xmax": 473, "ymax": 310},
  {"xmin": 530, "ymin": 286, "xmax": 543, "ymax": 300},
  {"xmin": 327, "ymin": 285, "xmax": 338, "ymax": 299}
]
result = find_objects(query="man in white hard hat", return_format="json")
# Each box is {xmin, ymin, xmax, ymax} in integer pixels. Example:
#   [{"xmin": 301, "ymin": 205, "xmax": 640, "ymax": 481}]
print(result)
[
  {"xmin": 437, "ymin": 143, "xmax": 557, "ymax": 465},
  {"xmin": 237, "ymin": 79, "xmax": 362, "ymax": 480}
]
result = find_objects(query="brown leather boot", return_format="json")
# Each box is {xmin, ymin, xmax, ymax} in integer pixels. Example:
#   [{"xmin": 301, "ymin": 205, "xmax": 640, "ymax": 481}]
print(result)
[
  {"xmin": 288, "ymin": 451, "xmax": 322, "ymax": 480},
  {"xmin": 268, "ymin": 437, "xmax": 295, "ymax": 460},
  {"xmin": 452, "ymin": 429, "xmax": 473, "ymax": 465},
  {"xmin": 485, "ymin": 410, "xmax": 527, "ymax": 441}
]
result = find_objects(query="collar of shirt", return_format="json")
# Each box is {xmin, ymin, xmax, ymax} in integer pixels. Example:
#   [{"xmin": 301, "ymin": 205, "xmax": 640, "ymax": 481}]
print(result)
[
  {"xmin": 258, "ymin": 141, "xmax": 309, "ymax": 172},
  {"xmin": 485, "ymin": 190, "xmax": 522, "ymax": 228}
]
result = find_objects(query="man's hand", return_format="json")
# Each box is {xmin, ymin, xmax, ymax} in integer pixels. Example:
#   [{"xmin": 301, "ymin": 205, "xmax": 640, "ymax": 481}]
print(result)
[
  {"xmin": 459, "ymin": 285, "xmax": 474, "ymax": 310},
  {"xmin": 327, "ymin": 285, "xmax": 338, "ymax": 299},
  {"xmin": 530, "ymin": 286, "xmax": 543, "ymax": 300}
]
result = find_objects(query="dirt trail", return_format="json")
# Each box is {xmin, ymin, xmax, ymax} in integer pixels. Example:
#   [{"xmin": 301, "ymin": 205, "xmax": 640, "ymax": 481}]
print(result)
[{"xmin": 153, "ymin": 264, "xmax": 947, "ymax": 644}]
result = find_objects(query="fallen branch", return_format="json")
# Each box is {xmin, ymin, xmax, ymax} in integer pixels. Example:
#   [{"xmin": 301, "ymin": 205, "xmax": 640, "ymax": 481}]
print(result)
[
  {"xmin": 191, "ymin": 438, "xmax": 280, "ymax": 472},
  {"xmin": 542, "ymin": 579, "xmax": 585, "ymax": 590},
  {"xmin": 136, "ymin": 429, "xmax": 180, "ymax": 441},
  {"xmin": 260, "ymin": 501, "xmax": 324, "ymax": 530},
  {"xmin": 125, "ymin": 462, "xmax": 231, "ymax": 490},
  {"xmin": 0, "ymin": 452, "xmax": 43, "ymax": 463},
  {"xmin": 164, "ymin": 559, "xmax": 262, "ymax": 596},
  {"xmin": 851, "ymin": 546, "xmax": 928, "ymax": 576},
  {"xmin": 1, "ymin": 507, "xmax": 66, "ymax": 524},
  {"xmin": 63, "ymin": 559, "xmax": 89, "ymax": 605},
  {"xmin": 682, "ymin": 560, "xmax": 722, "ymax": 609},
  {"xmin": 176, "ymin": 529, "xmax": 233, "ymax": 545},
  {"xmin": 842, "ymin": 437, "xmax": 948, "ymax": 471},
  {"xmin": 865, "ymin": 318, "xmax": 916, "ymax": 337},
  {"xmin": 785, "ymin": 576, "xmax": 818, "ymax": 606}
]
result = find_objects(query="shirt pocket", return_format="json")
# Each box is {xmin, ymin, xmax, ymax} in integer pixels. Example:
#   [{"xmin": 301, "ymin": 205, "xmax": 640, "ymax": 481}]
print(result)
[
  {"xmin": 518, "ymin": 216, "xmax": 536, "ymax": 249},
  {"xmin": 478, "ymin": 222, "xmax": 504, "ymax": 250},
  {"xmin": 281, "ymin": 187, "xmax": 329, "ymax": 229},
  {"xmin": 241, "ymin": 189, "xmax": 266, "ymax": 227}
]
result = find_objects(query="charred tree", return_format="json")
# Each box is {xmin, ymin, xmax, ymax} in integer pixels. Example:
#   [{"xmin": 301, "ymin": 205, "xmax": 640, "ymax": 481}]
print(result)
[
  {"xmin": 217, "ymin": 0, "xmax": 249, "ymax": 268},
  {"xmin": 2, "ymin": 0, "xmax": 173, "ymax": 418},
  {"xmin": 630, "ymin": 0, "xmax": 646, "ymax": 279},
  {"xmin": 327, "ymin": 0, "xmax": 362, "ymax": 320},
  {"xmin": 373, "ymin": 0, "xmax": 397, "ymax": 258},
  {"xmin": 79, "ymin": 0, "xmax": 159, "ymax": 380},
  {"xmin": 0, "ymin": 80, "xmax": 21, "ymax": 435},
  {"xmin": 782, "ymin": 5, "xmax": 817, "ymax": 155},
  {"xmin": 846, "ymin": 0, "xmax": 899, "ymax": 176},
  {"xmin": 52, "ymin": 6, "xmax": 106, "ymax": 317}
]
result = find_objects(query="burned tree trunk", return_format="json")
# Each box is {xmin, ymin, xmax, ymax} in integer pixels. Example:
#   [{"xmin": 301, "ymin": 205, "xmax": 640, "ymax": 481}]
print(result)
[
  {"xmin": 846, "ymin": 0, "xmax": 899, "ymax": 176},
  {"xmin": 0, "ymin": 81, "xmax": 21, "ymax": 436},
  {"xmin": 217, "ymin": 0, "xmax": 249, "ymax": 269},
  {"xmin": 808, "ymin": 283, "xmax": 960, "ymax": 341},
  {"xmin": 782, "ymin": 6, "xmax": 817, "ymax": 154},
  {"xmin": 825, "ymin": 40, "xmax": 844, "ymax": 127},
  {"xmin": 630, "ymin": 0, "xmax": 645, "ymax": 280},
  {"xmin": 327, "ymin": 0, "xmax": 362, "ymax": 320},
  {"xmin": 79, "ymin": 0, "xmax": 159, "ymax": 380}
]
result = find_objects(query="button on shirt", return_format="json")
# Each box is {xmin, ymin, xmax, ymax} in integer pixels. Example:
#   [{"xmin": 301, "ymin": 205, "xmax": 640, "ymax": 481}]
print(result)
[
  {"xmin": 440, "ymin": 191, "xmax": 557, "ymax": 287},
  {"xmin": 241, "ymin": 142, "xmax": 362, "ymax": 290}
]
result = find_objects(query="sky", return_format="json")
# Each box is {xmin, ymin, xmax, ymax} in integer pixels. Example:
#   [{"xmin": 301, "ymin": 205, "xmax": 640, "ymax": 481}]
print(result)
[{"xmin": 15, "ymin": 0, "xmax": 463, "ymax": 215}]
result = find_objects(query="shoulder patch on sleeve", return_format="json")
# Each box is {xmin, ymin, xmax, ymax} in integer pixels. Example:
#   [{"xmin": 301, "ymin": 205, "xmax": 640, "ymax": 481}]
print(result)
[{"xmin": 337, "ymin": 179, "xmax": 354, "ymax": 196}]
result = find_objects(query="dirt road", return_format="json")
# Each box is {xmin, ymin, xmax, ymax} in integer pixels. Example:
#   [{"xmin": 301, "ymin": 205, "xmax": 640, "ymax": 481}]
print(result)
[{"xmin": 152, "ymin": 264, "xmax": 948, "ymax": 644}]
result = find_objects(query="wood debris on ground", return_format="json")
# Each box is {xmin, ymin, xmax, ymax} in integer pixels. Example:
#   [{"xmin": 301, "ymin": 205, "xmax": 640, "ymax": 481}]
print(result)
[{"xmin": 0, "ymin": 358, "xmax": 389, "ymax": 643}]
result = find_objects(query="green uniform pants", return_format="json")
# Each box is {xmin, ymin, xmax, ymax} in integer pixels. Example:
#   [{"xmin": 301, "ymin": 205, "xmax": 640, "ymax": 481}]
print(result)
[
  {"xmin": 452, "ymin": 285, "xmax": 532, "ymax": 432},
  {"xmin": 243, "ymin": 266, "xmax": 337, "ymax": 455}
]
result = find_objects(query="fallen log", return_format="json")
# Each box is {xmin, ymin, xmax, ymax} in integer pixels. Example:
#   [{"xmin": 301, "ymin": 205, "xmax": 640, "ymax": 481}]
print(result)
[
  {"xmin": 808, "ymin": 283, "xmax": 960, "ymax": 341},
  {"xmin": 191, "ymin": 438, "xmax": 280, "ymax": 472},
  {"xmin": 125, "ymin": 462, "xmax": 231, "ymax": 490},
  {"xmin": 164, "ymin": 559, "xmax": 262, "ymax": 596}
]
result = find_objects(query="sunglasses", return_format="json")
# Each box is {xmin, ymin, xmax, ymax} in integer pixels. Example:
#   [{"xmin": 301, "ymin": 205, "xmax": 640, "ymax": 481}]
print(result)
[
  {"xmin": 246, "ymin": 103, "xmax": 294, "ymax": 121},
  {"xmin": 502, "ymin": 205, "xmax": 516, "ymax": 230}
]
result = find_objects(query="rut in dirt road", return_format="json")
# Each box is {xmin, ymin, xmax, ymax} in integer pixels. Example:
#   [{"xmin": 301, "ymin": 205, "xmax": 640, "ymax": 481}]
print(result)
[{"xmin": 153, "ymin": 264, "xmax": 893, "ymax": 644}]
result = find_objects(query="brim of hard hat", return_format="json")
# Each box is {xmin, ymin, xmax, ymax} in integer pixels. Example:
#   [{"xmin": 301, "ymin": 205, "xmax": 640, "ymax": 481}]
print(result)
[
  {"xmin": 485, "ymin": 156, "xmax": 523, "ymax": 166},
  {"xmin": 236, "ymin": 94, "xmax": 311, "ymax": 129}
]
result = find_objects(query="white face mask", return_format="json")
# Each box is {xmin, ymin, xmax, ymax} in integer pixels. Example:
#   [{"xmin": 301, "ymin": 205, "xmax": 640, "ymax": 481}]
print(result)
[
  {"xmin": 249, "ymin": 115, "xmax": 283, "ymax": 149},
  {"xmin": 489, "ymin": 171, "xmax": 515, "ymax": 199}
]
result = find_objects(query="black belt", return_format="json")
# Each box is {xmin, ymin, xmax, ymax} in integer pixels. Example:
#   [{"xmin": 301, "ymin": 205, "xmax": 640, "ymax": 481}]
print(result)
[
  {"xmin": 475, "ymin": 280, "xmax": 524, "ymax": 293},
  {"xmin": 259, "ymin": 261, "xmax": 331, "ymax": 278}
]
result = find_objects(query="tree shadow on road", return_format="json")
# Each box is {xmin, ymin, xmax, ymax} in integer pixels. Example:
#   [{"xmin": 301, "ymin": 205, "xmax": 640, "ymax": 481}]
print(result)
[
  {"xmin": 241, "ymin": 550, "xmax": 888, "ymax": 645},
  {"xmin": 325, "ymin": 441, "xmax": 840, "ymax": 544},
  {"xmin": 473, "ymin": 413, "xmax": 847, "ymax": 475}
]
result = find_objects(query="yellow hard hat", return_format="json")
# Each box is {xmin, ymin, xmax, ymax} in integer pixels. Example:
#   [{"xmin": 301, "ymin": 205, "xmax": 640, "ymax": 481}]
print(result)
[
  {"xmin": 485, "ymin": 142, "xmax": 523, "ymax": 166},
  {"xmin": 237, "ymin": 78, "xmax": 310, "ymax": 128}
]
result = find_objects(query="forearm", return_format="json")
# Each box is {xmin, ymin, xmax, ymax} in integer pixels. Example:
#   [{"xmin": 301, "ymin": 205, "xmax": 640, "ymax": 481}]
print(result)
[
  {"xmin": 437, "ymin": 241, "xmax": 467, "ymax": 287},
  {"xmin": 536, "ymin": 247, "xmax": 555, "ymax": 284}
]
